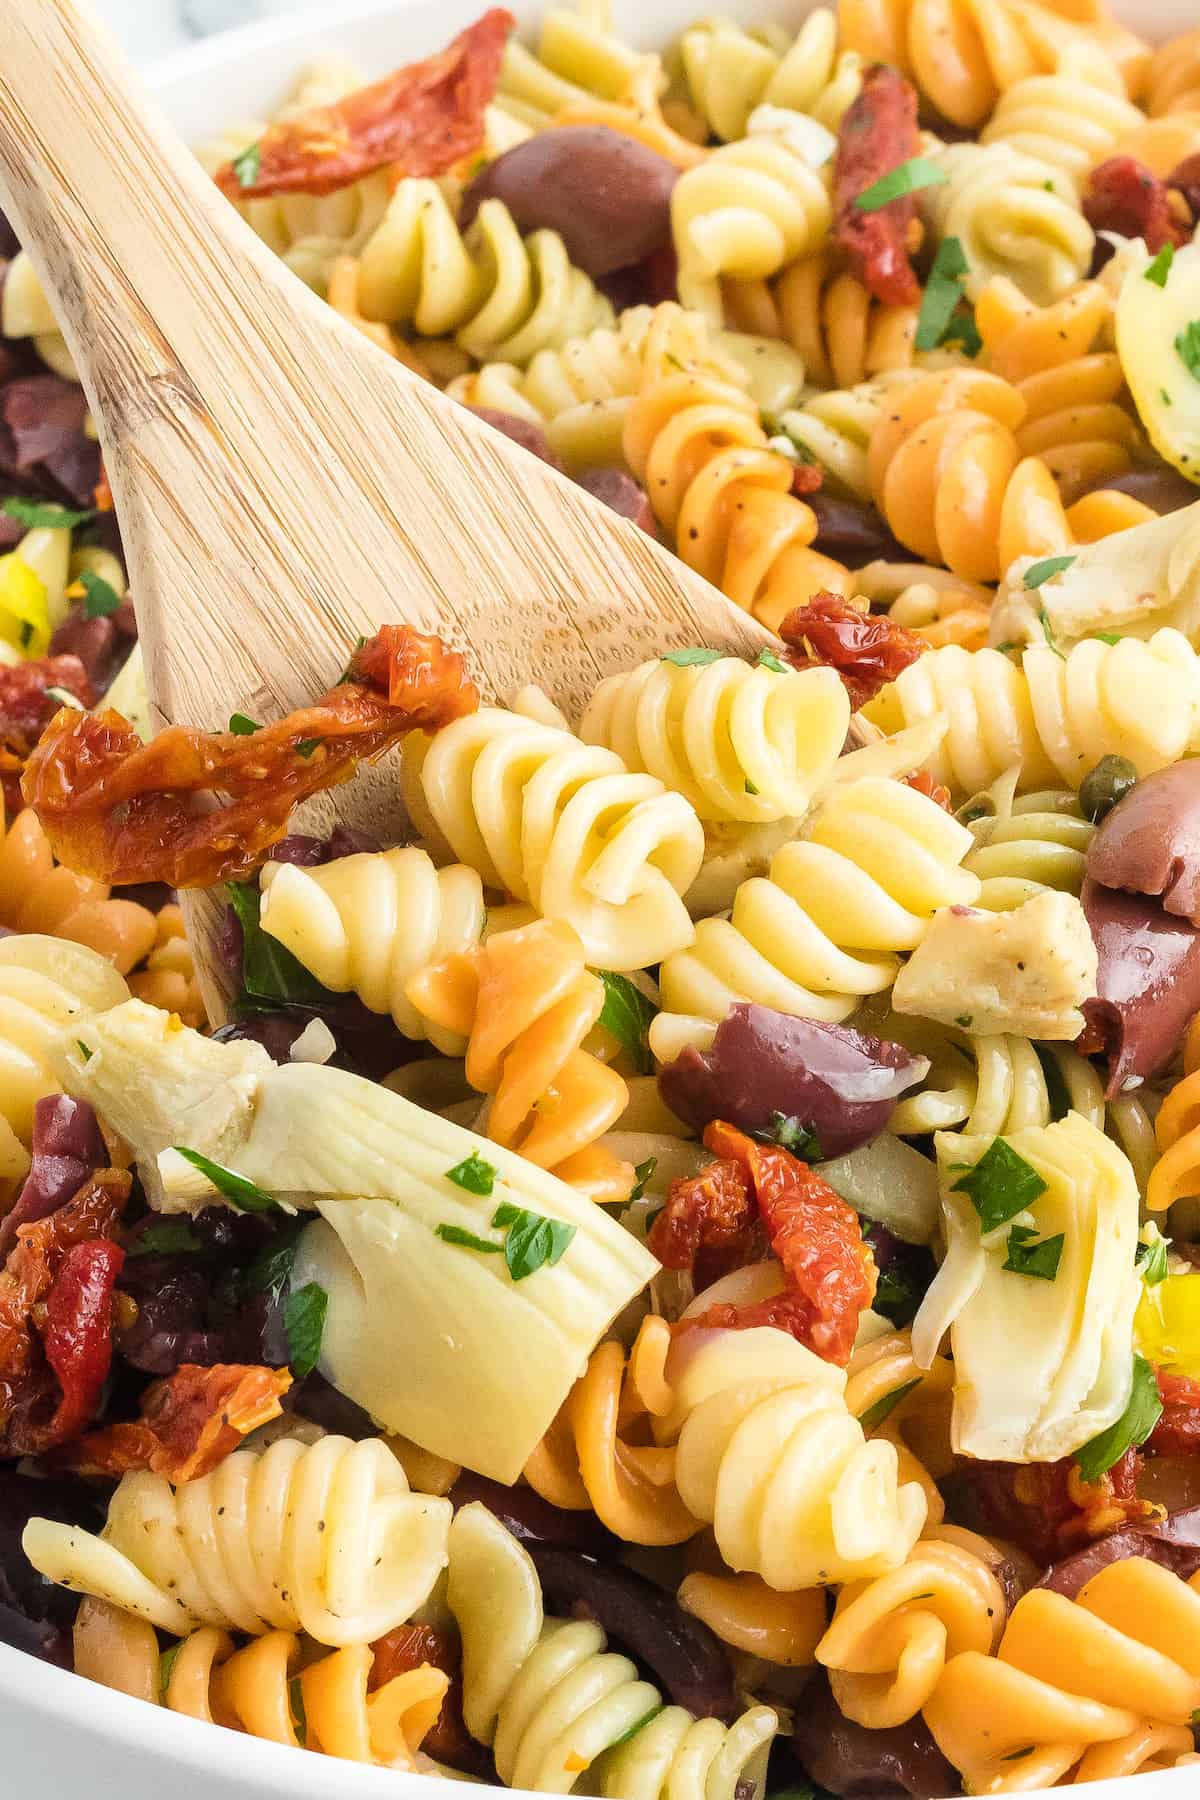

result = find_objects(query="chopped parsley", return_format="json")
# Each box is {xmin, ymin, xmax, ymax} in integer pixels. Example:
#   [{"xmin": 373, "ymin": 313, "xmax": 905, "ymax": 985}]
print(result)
[
  {"xmin": 1135, "ymin": 1231, "xmax": 1170, "ymax": 1286},
  {"xmin": 0, "ymin": 497, "xmax": 92, "ymax": 529},
  {"xmin": 231, "ymin": 141, "xmax": 262, "ymax": 189},
  {"xmin": 752, "ymin": 1112, "xmax": 822, "ymax": 1161},
  {"xmin": 915, "ymin": 237, "xmax": 968, "ymax": 352},
  {"xmin": 629, "ymin": 1157, "xmax": 657, "ymax": 1205},
  {"xmin": 225, "ymin": 880, "xmax": 332, "ymax": 1008},
  {"xmin": 1175, "ymin": 318, "xmax": 1200, "ymax": 382},
  {"xmin": 171, "ymin": 1147, "xmax": 280, "ymax": 1213},
  {"xmin": 1145, "ymin": 244, "xmax": 1175, "ymax": 287},
  {"xmin": 435, "ymin": 1223, "xmax": 503, "ymax": 1255},
  {"xmin": 1092, "ymin": 631, "xmax": 1123, "ymax": 646},
  {"xmin": 1002, "ymin": 1223, "xmax": 1064, "ymax": 1282},
  {"xmin": 228, "ymin": 713, "xmax": 261, "ymax": 735},
  {"xmin": 493, "ymin": 1202, "xmax": 577, "ymax": 1281},
  {"xmin": 296, "ymin": 738, "xmax": 320, "ymax": 759},
  {"xmin": 337, "ymin": 634, "xmax": 367, "ymax": 684},
  {"xmin": 77, "ymin": 569, "xmax": 122, "ymax": 619},
  {"xmin": 860, "ymin": 1378, "xmax": 921, "ymax": 1430},
  {"xmin": 1038, "ymin": 606, "xmax": 1065, "ymax": 659},
  {"xmin": 950, "ymin": 1137, "xmax": 1048, "ymax": 1234},
  {"xmin": 127, "ymin": 1218, "xmax": 205, "ymax": 1258},
  {"xmin": 1034, "ymin": 1046, "xmax": 1072, "ymax": 1124},
  {"xmin": 75, "ymin": 1039, "xmax": 92, "ymax": 1062},
  {"xmin": 597, "ymin": 971, "xmax": 657, "ymax": 1076},
  {"xmin": 757, "ymin": 648, "xmax": 788, "ymax": 674},
  {"xmin": 1023, "ymin": 554, "xmax": 1075, "ymax": 590},
  {"xmin": 283, "ymin": 1281, "xmax": 328, "ymax": 1378},
  {"xmin": 661, "ymin": 646, "xmax": 722, "ymax": 667},
  {"xmin": 444, "ymin": 1150, "xmax": 498, "ymax": 1196},
  {"xmin": 854, "ymin": 156, "xmax": 948, "ymax": 211},
  {"xmin": 745, "ymin": 777, "xmax": 760, "ymax": 795},
  {"xmin": 1074, "ymin": 1354, "xmax": 1162, "ymax": 1482},
  {"xmin": 289, "ymin": 1675, "xmax": 307, "ymax": 1746},
  {"xmin": 159, "ymin": 1645, "xmax": 182, "ymax": 1696}
]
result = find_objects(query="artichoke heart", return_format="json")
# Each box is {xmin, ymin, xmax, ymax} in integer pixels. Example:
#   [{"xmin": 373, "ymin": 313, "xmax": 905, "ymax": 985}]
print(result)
[{"xmin": 1117, "ymin": 238, "xmax": 1200, "ymax": 483}]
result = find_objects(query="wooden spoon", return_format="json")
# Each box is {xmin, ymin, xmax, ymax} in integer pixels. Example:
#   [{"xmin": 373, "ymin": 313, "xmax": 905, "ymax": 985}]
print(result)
[{"xmin": 0, "ymin": 0, "xmax": 790, "ymax": 1016}]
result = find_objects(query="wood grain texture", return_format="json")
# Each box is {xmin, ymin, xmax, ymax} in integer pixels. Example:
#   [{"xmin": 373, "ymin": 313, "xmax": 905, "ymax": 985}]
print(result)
[{"xmin": 0, "ymin": 0, "xmax": 796, "ymax": 1017}]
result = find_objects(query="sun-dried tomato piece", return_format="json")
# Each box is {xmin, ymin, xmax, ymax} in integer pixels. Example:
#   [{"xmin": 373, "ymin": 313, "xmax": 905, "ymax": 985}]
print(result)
[
  {"xmin": 779, "ymin": 592, "xmax": 926, "ymax": 710},
  {"xmin": 22, "ymin": 624, "xmax": 478, "ymax": 889},
  {"xmin": 92, "ymin": 469, "xmax": 114, "ymax": 513},
  {"xmin": 214, "ymin": 10, "xmax": 512, "ymax": 200},
  {"xmin": 0, "ymin": 1168, "xmax": 130, "ymax": 1458},
  {"xmin": 65, "ymin": 1362, "xmax": 292, "ymax": 1483},
  {"xmin": 962, "ymin": 1450, "xmax": 1158, "ymax": 1564},
  {"xmin": 1147, "ymin": 1369, "xmax": 1200, "ymax": 1457},
  {"xmin": 649, "ymin": 1156, "xmax": 758, "ymax": 1292},
  {"xmin": 371, "ymin": 1623, "xmax": 487, "ymax": 1775},
  {"xmin": 790, "ymin": 462, "xmax": 824, "ymax": 499},
  {"xmin": 833, "ymin": 66, "xmax": 922, "ymax": 307},
  {"xmin": 1084, "ymin": 156, "xmax": 1189, "ymax": 256},
  {"xmin": 680, "ymin": 1121, "xmax": 876, "ymax": 1365},
  {"xmin": 0, "ymin": 654, "xmax": 93, "ymax": 756},
  {"xmin": 904, "ymin": 769, "xmax": 952, "ymax": 811}
]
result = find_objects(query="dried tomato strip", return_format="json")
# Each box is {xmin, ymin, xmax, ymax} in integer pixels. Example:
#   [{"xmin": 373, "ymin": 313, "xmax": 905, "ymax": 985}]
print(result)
[
  {"xmin": 65, "ymin": 1362, "xmax": 292, "ymax": 1483},
  {"xmin": 648, "ymin": 1157, "xmax": 758, "ymax": 1292},
  {"xmin": 215, "ymin": 10, "xmax": 513, "ymax": 200},
  {"xmin": 1084, "ymin": 156, "xmax": 1189, "ymax": 255},
  {"xmin": 22, "ymin": 624, "xmax": 478, "ymax": 889},
  {"xmin": 371, "ymin": 1623, "xmax": 485, "ymax": 1774},
  {"xmin": 41, "ymin": 1240, "xmax": 125, "ymax": 1444},
  {"xmin": 780, "ymin": 592, "xmax": 926, "ymax": 711},
  {"xmin": 833, "ymin": 66, "xmax": 922, "ymax": 307},
  {"xmin": 1147, "ymin": 1369, "xmax": 1200, "ymax": 1457}
]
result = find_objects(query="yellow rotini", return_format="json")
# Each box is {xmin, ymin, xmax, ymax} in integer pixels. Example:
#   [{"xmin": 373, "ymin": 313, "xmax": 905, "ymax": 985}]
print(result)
[
  {"xmin": 670, "ymin": 8, "xmax": 862, "ymax": 141},
  {"xmin": 496, "ymin": 5, "xmax": 651, "ymax": 130},
  {"xmin": 771, "ymin": 370, "xmax": 926, "ymax": 504},
  {"xmin": 0, "ymin": 804, "xmax": 157, "ymax": 974},
  {"xmin": 0, "ymin": 249, "xmax": 79, "ymax": 381},
  {"xmin": 840, "ymin": 0, "xmax": 1150, "ymax": 129},
  {"xmin": 923, "ymin": 1558, "xmax": 1200, "ymax": 1791},
  {"xmin": 843, "ymin": 1327, "xmax": 955, "ymax": 1524},
  {"xmin": 258, "ymin": 844, "xmax": 527, "ymax": 1053},
  {"xmin": 403, "ymin": 918, "xmax": 634, "ymax": 1202},
  {"xmin": 960, "ymin": 775, "xmax": 1095, "ymax": 910},
  {"xmin": 676, "ymin": 1569, "xmax": 827, "ymax": 1666},
  {"xmin": 0, "ymin": 933, "xmax": 129, "ymax": 1153},
  {"xmin": 578, "ymin": 654, "xmax": 849, "ymax": 825},
  {"xmin": 622, "ymin": 366, "xmax": 843, "ymax": 633},
  {"xmin": 857, "ymin": 560, "xmax": 993, "ymax": 652},
  {"xmin": 74, "ymin": 1603, "xmax": 449, "ymax": 1769},
  {"xmin": 1146, "ymin": 1058, "xmax": 1200, "ymax": 1216},
  {"xmin": 399, "ymin": 704, "xmax": 704, "ymax": 971},
  {"xmin": 447, "ymin": 1501, "xmax": 778, "ymax": 1797},
  {"xmin": 728, "ymin": 251, "xmax": 922, "ymax": 392},
  {"xmin": 1147, "ymin": 28, "xmax": 1200, "ymax": 116},
  {"xmin": 355, "ymin": 183, "xmax": 613, "ymax": 365},
  {"xmin": 649, "ymin": 775, "xmax": 981, "ymax": 1054},
  {"xmin": 22, "ymin": 1435, "xmax": 452, "ymax": 1647},
  {"xmin": 979, "ymin": 49, "xmax": 1147, "ymax": 185},
  {"xmin": 862, "ymin": 628, "xmax": 1200, "ymax": 793},
  {"xmin": 976, "ymin": 275, "xmax": 1114, "ymax": 385},
  {"xmin": 921, "ymin": 143, "xmax": 1094, "ymax": 307},
  {"xmin": 670, "ymin": 131, "xmax": 832, "ymax": 322}
]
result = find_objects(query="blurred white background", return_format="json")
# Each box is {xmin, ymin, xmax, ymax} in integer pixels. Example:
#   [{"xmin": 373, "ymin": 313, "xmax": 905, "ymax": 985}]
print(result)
[{"xmin": 97, "ymin": 0, "xmax": 301, "ymax": 59}]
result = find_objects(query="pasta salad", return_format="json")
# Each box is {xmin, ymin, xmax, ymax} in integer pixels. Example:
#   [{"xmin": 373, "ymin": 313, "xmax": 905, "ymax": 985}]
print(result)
[{"xmin": 5, "ymin": 3, "xmax": 1200, "ymax": 1795}]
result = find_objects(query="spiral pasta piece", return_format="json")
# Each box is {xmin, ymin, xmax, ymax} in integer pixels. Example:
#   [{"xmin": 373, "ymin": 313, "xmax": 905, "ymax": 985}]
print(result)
[
  {"xmin": 670, "ymin": 134, "xmax": 832, "ymax": 322},
  {"xmin": 579, "ymin": 655, "xmax": 849, "ymax": 825},
  {"xmin": 975, "ymin": 276, "xmax": 1113, "ymax": 386},
  {"xmin": 773, "ymin": 369, "xmax": 927, "ymax": 502},
  {"xmin": 404, "ymin": 918, "xmax": 634, "ymax": 1202},
  {"xmin": 1146, "ymin": 1063, "xmax": 1200, "ymax": 1216},
  {"xmin": 840, "ymin": 0, "xmax": 1149, "ymax": 130},
  {"xmin": 0, "ymin": 804, "xmax": 157, "ymax": 974},
  {"xmin": 733, "ymin": 252, "xmax": 923, "ymax": 392},
  {"xmin": 0, "ymin": 932, "xmax": 129, "ymax": 1151},
  {"xmin": 858, "ymin": 560, "xmax": 992, "ymax": 651},
  {"xmin": 863, "ymin": 629, "xmax": 1200, "ymax": 794},
  {"xmin": 816, "ymin": 1531, "xmax": 1007, "ymax": 1728},
  {"xmin": 676, "ymin": 1570, "xmax": 827, "ymax": 1666},
  {"xmin": 672, "ymin": 9, "xmax": 862, "ymax": 140},
  {"xmin": 962, "ymin": 780, "xmax": 1095, "ymax": 910},
  {"xmin": 22, "ymin": 1436, "xmax": 452, "ymax": 1646},
  {"xmin": 650, "ymin": 776, "xmax": 980, "ymax": 1052},
  {"xmin": 844, "ymin": 1327, "xmax": 955, "ymax": 1523},
  {"xmin": 923, "ymin": 1558, "xmax": 1200, "ymax": 1791},
  {"xmin": 496, "ymin": 6, "xmax": 650, "ymax": 130},
  {"xmin": 399, "ymin": 706, "xmax": 704, "ymax": 971},
  {"xmin": 623, "ymin": 367, "xmax": 836, "ymax": 633},
  {"xmin": 1148, "ymin": 29, "xmax": 1200, "ymax": 116},
  {"xmin": 258, "ymin": 845, "xmax": 526, "ymax": 1053},
  {"xmin": 922, "ymin": 144, "xmax": 1094, "ymax": 307},
  {"xmin": 980, "ymin": 55, "xmax": 1147, "ymax": 185},
  {"xmin": 126, "ymin": 903, "xmax": 205, "ymax": 1031},
  {"xmin": 356, "ymin": 184, "xmax": 612, "ymax": 365}
]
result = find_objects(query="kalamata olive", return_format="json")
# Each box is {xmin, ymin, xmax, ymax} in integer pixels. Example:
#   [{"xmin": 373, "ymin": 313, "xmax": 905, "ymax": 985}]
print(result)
[
  {"xmin": 1086, "ymin": 761, "xmax": 1200, "ymax": 923},
  {"xmin": 1080, "ymin": 878, "xmax": 1200, "ymax": 1091},
  {"xmin": 460, "ymin": 127, "xmax": 678, "ymax": 278},
  {"xmin": 574, "ymin": 467, "xmax": 657, "ymax": 537},
  {"xmin": 808, "ymin": 492, "xmax": 908, "ymax": 567},
  {"xmin": 0, "ymin": 1470, "xmax": 106, "ymax": 1667},
  {"xmin": 448, "ymin": 1470, "xmax": 616, "ymax": 1556},
  {"xmin": 793, "ymin": 1672, "xmax": 957, "ymax": 1799},
  {"xmin": 466, "ymin": 405, "xmax": 563, "ymax": 470},
  {"xmin": 0, "ymin": 1094, "xmax": 105, "ymax": 1256},
  {"xmin": 1036, "ymin": 1505, "xmax": 1200, "ymax": 1599},
  {"xmin": 526, "ymin": 1546, "xmax": 738, "ymax": 1721},
  {"xmin": 1079, "ymin": 754, "xmax": 1138, "ymax": 824},
  {"xmin": 658, "ymin": 1003, "xmax": 929, "ymax": 1160},
  {"xmin": 1082, "ymin": 466, "xmax": 1200, "ymax": 516}
]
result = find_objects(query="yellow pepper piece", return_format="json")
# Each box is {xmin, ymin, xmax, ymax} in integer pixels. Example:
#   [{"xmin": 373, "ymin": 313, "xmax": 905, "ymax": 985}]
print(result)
[
  {"xmin": 1135, "ymin": 1273, "xmax": 1200, "ymax": 1377},
  {"xmin": 0, "ymin": 553, "xmax": 50, "ymax": 658}
]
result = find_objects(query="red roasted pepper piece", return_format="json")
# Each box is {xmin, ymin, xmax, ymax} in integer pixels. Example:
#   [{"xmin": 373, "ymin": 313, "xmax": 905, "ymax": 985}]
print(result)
[{"xmin": 833, "ymin": 66, "xmax": 922, "ymax": 306}]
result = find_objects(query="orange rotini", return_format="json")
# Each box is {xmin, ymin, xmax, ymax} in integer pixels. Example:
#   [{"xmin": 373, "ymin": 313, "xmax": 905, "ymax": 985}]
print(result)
[
  {"xmin": 677, "ymin": 1568, "xmax": 827, "ymax": 1666},
  {"xmin": 1147, "ymin": 29, "xmax": 1200, "ymax": 116},
  {"xmin": 0, "ymin": 803, "xmax": 157, "ymax": 975},
  {"xmin": 127, "ymin": 904, "xmax": 205, "ymax": 1030},
  {"xmin": 723, "ymin": 252, "xmax": 921, "ymax": 392},
  {"xmin": 406, "ymin": 918, "xmax": 634, "ymax": 1203}
]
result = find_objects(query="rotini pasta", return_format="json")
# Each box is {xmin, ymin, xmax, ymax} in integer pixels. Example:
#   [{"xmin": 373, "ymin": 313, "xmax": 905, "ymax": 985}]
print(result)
[
  {"xmin": 0, "ymin": 932, "xmax": 129, "ymax": 1150},
  {"xmin": 0, "ymin": 804, "xmax": 157, "ymax": 973},
  {"xmin": 922, "ymin": 143, "xmax": 1094, "ymax": 307},
  {"xmin": 578, "ymin": 654, "xmax": 849, "ymax": 825},
  {"xmin": 1147, "ymin": 28, "xmax": 1200, "ymax": 116},
  {"xmin": 496, "ymin": 5, "xmax": 650, "ymax": 129},
  {"xmin": 398, "ymin": 704, "xmax": 704, "ymax": 971},
  {"xmin": 980, "ymin": 52, "xmax": 1147, "ymax": 185},
  {"xmin": 729, "ymin": 251, "xmax": 922, "ymax": 391},
  {"xmin": 671, "ymin": 9, "xmax": 862, "ymax": 140},
  {"xmin": 863, "ymin": 628, "xmax": 1200, "ymax": 793},
  {"xmin": 22, "ymin": 1435, "xmax": 452, "ymax": 1646},
  {"xmin": 961, "ymin": 777, "xmax": 1095, "ymax": 910},
  {"xmin": 772, "ymin": 369, "xmax": 926, "ymax": 503},
  {"xmin": 126, "ymin": 903, "xmax": 205, "ymax": 1031},
  {"xmin": 650, "ymin": 775, "xmax": 980, "ymax": 1053},
  {"xmin": 858, "ymin": 561, "xmax": 992, "ymax": 651},
  {"xmin": 923, "ymin": 1558, "xmax": 1200, "ymax": 1791},
  {"xmin": 676, "ymin": 1570, "xmax": 827, "ymax": 1666},
  {"xmin": 356, "ymin": 184, "xmax": 612, "ymax": 364}
]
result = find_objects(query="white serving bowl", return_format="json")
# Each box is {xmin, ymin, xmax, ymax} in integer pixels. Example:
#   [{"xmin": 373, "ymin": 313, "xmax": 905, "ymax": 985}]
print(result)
[{"xmin": 1, "ymin": 0, "xmax": 1198, "ymax": 1794}]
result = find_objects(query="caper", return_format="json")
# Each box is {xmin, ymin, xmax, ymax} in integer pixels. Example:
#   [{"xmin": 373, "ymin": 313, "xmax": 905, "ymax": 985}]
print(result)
[{"xmin": 1079, "ymin": 755, "xmax": 1139, "ymax": 824}]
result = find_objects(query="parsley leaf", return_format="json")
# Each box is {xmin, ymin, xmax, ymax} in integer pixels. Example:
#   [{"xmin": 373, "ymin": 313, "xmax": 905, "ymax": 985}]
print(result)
[
  {"xmin": 1135, "ymin": 1232, "xmax": 1170, "ymax": 1286},
  {"xmin": 492, "ymin": 1202, "xmax": 576, "ymax": 1281},
  {"xmin": 1038, "ymin": 606, "xmax": 1065, "ymax": 659},
  {"xmin": 860, "ymin": 1378, "xmax": 921, "ymax": 1430},
  {"xmin": 1092, "ymin": 631, "xmax": 1122, "ymax": 646},
  {"xmin": 289, "ymin": 1675, "xmax": 307, "ymax": 1746},
  {"xmin": 296, "ymin": 738, "xmax": 320, "ymax": 759},
  {"xmin": 231, "ymin": 141, "xmax": 262, "ymax": 189},
  {"xmin": 915, "ymin": 236, "xmax": 968, "ymax": 351},
  {"xmin": 1002, "ymin": 1223, "xmax": 1064, "ymax": 1282},
  {"xmin": 1074, "ymin": 1354, "xmax": 1163, "ymax": 1482},
  {"xmin": 629, "ymin": 1157, "xmax": 657, "ymax": 1205},
  {"xmin": 854, "ymin": 156, "xmax": 948, "ymax": 211},
  {"xmin": 1023, "ymin": 554, "xmax": 1075, "ymax": 590},
  {"xmin": 228, "ymin": 713, "xmax": 261, "ymax": 735},
  {"xmin": 226, "ymin": 880, "xmax": 332, "ymax": 1008},
  {"xmin": 661, "ymin": 646, "xmax": 722, "ymax": 667},
  {"xmin": 757, "ymin": 649, "xmax": 788, "ymax": 673},
  {"xmin": 159, "ymin": 1645, "xmax": 181, "ymax": 1696},
  {"xmin": 127, "ymin": 1218, "xmax": 205, "ymax": 1258},
  {"xmin": 597, "ymin": 971, "xmax": 657, "ymax": 1076},
  {"xmin": 241, "ymin": 1227, "xmax": 303, "ymax": 1304},
  {"xmin": 172, "ymin": 1147, "xmax": 280, "ymax": 1214},
  {"xmin": 0, "ymin": 496, "xmax": 92, "ymax": 530},
  {"xmin": 1176, "ymin": 319, "xmax": 1200, "ymax": 382},
  {"xmin": 75, "ymin": 1039, "xmax": 92, "ymax": 1062},
  {"xmin": 609, "ymin": 1705, "xmax": 666, "ymax": 1750},
  {"xmin": 283, "ymin": 1281, "xmax": 328, "ymax": 1379},
  {"xmin": 1145, "ymin": 243, "xmax": 1175, "ymax": 287},
  {"xmin": 445, "ymin": 1150, "xmax": 497, "ymax": 1196},
  {"xmin": 78, "ymin": 569, "xmax": 122, "ymax": 618},
  {"xmin": 951, "ymin": 1137, "xmax": 1048, "ymax": 1234},
  {"xmin": 944, "ymin": 303, "xmax": 982, "ymax": 358},
  {"xmin": 435, "ymin": 1223, "xmax": 503, "ymax": 1255},
  {"xmin": 752, "ymin": 1112, "xmax": 823, "ymax": 1161}
]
